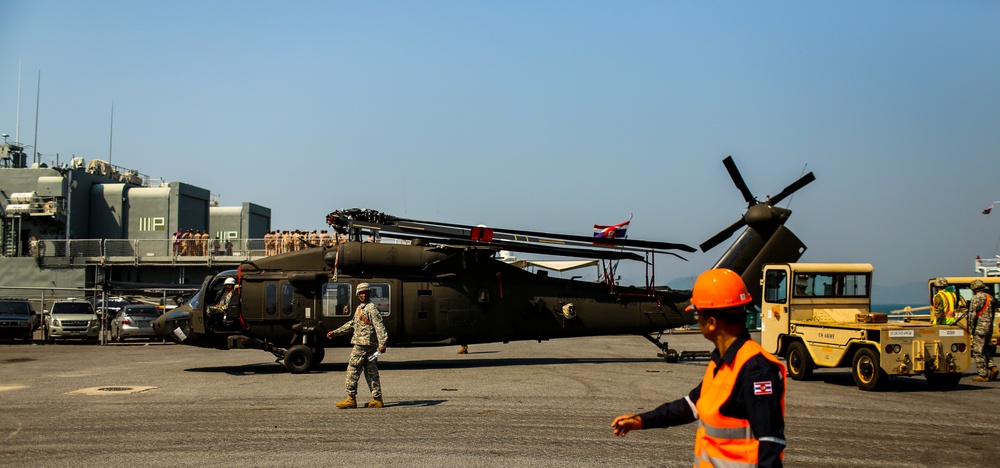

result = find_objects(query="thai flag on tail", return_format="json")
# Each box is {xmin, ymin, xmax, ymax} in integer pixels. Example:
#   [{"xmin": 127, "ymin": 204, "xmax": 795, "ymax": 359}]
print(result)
[{"xmin": 594, "ymin": 217, "xmax": 631, "ymax": 240}]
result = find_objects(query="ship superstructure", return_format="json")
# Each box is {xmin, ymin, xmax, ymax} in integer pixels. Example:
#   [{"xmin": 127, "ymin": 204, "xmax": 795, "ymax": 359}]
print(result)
[{"xmin": 0, "ymin": 141, "xmax": 271, "ymax": 293}]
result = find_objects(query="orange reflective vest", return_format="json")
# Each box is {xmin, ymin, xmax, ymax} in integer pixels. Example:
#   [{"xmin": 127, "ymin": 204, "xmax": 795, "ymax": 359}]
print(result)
[
  {"xmin": 694, "ymin": 340, "xmax": 786, "ymax": 468},
  {"xmin": 933, "ymin": 290, "xmax": 957, "ymax": 325}
]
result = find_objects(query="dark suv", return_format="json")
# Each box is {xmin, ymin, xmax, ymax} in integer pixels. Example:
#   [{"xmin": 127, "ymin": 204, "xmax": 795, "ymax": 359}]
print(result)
[{"xmin": 0, "ymin": 299, "xmax": 36, "ymax": 341}]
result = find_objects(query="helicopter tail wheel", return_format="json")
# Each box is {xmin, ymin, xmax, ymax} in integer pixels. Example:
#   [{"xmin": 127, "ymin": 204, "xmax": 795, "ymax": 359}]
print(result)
[{"xmin": 284, "ymin": 344, "xmax": 315, "ymax": 374}]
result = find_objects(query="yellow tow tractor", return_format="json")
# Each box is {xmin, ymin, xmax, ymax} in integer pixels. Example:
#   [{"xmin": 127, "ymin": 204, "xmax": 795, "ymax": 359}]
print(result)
[{"xmin": 759, "ymin": 263, "xmax": 970, "ymax": 391}]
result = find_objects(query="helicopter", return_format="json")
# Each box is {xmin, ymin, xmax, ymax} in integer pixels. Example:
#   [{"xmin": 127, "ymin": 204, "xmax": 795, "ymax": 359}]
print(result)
[{"xmin": 152, "ymin": 156, "xmax": 815, "ymax": 373}]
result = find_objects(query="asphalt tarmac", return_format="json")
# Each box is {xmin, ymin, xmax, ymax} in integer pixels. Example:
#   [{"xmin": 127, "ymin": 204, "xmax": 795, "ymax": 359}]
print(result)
[{"xmin": 1, "ymin": 332, "xmax": 998, "ymax": 467}]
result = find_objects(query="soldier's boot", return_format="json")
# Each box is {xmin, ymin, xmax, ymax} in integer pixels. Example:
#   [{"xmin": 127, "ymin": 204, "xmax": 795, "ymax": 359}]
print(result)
[
  {"xmin": 365, "ymin": 397, "xmax": 384, "ymax": 408},
  {"xmin": 972, "ymin": 375, "xmax": 990, "ymax": 382},
  {"xmin": 458, "ymin": 345, "xmax": 468, "ymax": 355},
  {"xmin": 335, "ymin": 396, "xmax": 357, "ymax": 409},
  {"xmin": 990, "ymin": 366, "xmax": 999, "ymax": 381}
]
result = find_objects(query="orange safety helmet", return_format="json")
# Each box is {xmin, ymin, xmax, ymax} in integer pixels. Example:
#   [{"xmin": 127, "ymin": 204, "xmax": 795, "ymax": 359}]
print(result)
[{"xmin": 686, "ymin": 268, "xmax": 752, "ymax": 311}]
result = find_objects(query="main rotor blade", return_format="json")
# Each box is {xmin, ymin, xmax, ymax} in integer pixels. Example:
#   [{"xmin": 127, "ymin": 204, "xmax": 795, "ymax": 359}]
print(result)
[
  {"xmin": 723, "ymin": 156, "xmax": 756, "ymax": 206},
  {"xmin": 699, "ymin": 217, "xmax": 746, "ymax": 252},
  {"xmin": 768, "ymin": 172, "xmax": 816, "ymax": 206},
  {"xmin": 394, "ymin": 216, "xmax": 696, "ymax": 253},
  {"xmin": 377, "ymin": 231, "xmax": 648, "ymax": 261}
]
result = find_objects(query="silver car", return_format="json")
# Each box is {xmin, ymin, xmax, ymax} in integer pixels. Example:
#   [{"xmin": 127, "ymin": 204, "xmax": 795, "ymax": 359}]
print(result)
[
  {"xmin": 109, "ymin": 305, "xmax": 161, "ymax": 342},
  {"xmin": 45, "ymin": 299, "xmax": 100, "ymax": 341}
]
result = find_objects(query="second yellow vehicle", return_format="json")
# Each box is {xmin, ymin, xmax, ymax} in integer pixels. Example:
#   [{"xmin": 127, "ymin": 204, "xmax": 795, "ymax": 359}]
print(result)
[{"xmin": 759, "ymin": 263, "xmax": 970, "ymax": 391}]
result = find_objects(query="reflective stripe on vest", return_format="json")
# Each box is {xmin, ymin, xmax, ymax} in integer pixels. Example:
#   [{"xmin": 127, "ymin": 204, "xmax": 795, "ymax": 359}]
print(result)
[
  {"xmin": 693, "ymin": 340, "xmax": 786, "ymax": 468},
  {"xmin": 700, "ymin": 422, "xmax": 753, "ymax": 440},
  {"xmin": 934, "ymin": 290, "xmax": 957, "ymax": 324}
]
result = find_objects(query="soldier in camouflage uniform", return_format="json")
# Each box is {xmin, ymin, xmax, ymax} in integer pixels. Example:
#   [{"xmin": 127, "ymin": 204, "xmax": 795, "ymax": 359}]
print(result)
[
  {"xmin": 968, "ymin": 279, "xmax": 999, "ymax": 382},
  {"xmin": 326, "ymin": 283, "xmax": 389, "ymax": 408}
]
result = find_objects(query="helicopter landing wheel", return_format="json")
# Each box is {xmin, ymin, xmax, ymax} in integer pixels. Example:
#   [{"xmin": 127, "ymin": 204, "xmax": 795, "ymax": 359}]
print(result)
[{"xmin": 284, "ymin": 344, "xmax": 315, "ymax": 374}]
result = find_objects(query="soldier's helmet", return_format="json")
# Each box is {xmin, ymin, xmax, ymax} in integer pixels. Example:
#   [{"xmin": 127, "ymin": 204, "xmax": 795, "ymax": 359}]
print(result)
[
  {"xmin": 971, "ymin": 279, "xmax": 986, "ymax": 291},
  {"xmin": 224, "ymin": 278, "xmax": 236, "ymax": 285},
  {"xmin": 356, "ymin": 283, "xmax": 371, "ymax": 295},
  {"xmin": 934, "ymin": 277, "xmax": 948, "ymax": 287}
]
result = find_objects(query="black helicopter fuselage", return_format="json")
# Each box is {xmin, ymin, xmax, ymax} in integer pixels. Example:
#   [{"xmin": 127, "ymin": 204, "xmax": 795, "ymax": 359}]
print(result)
[
  {"xmin": 153, "ymin": 241, "xmax": 695, "ymax": 356},
  {"xmin": 152, "ymin": 156, "xmax": 815, "ymax": 373}
]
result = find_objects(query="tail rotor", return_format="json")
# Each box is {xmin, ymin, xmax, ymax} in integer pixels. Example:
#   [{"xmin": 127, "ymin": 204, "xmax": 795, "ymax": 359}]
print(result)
[{"xmin": 699, "ymin": 156, "xmax": 815, "ymax": 253}]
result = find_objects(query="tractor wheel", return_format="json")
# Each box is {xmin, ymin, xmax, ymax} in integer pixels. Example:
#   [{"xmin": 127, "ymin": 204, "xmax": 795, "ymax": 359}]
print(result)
[
  {"xmin": 786, "ymin": 341, "xmax": 814, "ymax": 381},
  {"xmin": 852, "ymin": 348, "xmax": 886, "ymax": 391}
]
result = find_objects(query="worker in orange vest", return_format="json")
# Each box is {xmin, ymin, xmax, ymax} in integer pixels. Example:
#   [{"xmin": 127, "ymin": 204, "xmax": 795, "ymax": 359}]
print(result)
[{"xmin": 612, "ymin": 268, "xmax": 787, "ymax": 467}]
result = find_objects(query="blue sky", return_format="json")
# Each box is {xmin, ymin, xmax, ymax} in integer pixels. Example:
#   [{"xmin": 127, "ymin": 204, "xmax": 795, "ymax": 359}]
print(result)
[{"xmin": 2, "ymin": 1, "xmax": 999, "ymax": 291}]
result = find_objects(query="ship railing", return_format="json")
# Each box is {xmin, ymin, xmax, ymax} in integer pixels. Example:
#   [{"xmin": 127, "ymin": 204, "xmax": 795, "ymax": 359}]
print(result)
[
  {"xmin": 30, "ymin": 238, "xmax": 274, "ymax": 265},
  {"xmin": 975, "ymin": 256, "xmax": 1000, "ymax": 276},
  {"xmin": 36, "ymin": 239, "xmax": 103, "ymax": 258}
]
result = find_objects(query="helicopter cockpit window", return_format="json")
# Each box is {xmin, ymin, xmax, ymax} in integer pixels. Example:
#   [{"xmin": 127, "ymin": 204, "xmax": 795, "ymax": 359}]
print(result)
[
  {"xmin": 206, "ymin": 281, "xmax": 226, "ymax": 306},
  {"xmin": 187, "ymin": 291, "xmax": 203, "ymax": 309},
  {"xmin": 764, "ymin": 270, "xmax": 788, "ymax": 304},
  {"xmin": 322, "ymin": 283, "xmax": 352, "ymax": 317}
]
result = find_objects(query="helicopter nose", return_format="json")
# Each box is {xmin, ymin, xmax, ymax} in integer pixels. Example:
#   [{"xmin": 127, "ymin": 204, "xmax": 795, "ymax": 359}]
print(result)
[{"xmin": 153, "ymin": 309, "xmax": 191, "ymax": 343}]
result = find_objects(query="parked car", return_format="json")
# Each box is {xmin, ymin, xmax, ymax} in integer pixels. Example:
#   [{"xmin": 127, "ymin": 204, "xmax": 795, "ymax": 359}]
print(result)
[
  {"xmin": 109, "ymin": 305, "xmax": 161, "ymax": 342},
  {"xmin": 0, "ymin": 299, "xmax": 37, "ymax": 341},
  {"xmin": 91, "ymin": 296, "xmax": 140, "ymax": 329},
  {"xmin": 44, "ymin": 299, "xmax": 100, "ymax": 341}
]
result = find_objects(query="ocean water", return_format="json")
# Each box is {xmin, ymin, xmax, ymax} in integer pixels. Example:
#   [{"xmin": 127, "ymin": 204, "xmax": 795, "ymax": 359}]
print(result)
[{"xmin": 873, "ymin": 303, "xmax": 922, "ymax": 313}]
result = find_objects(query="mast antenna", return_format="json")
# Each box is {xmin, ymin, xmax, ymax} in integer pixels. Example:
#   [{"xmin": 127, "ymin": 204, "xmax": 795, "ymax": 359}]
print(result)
[{"xmin": 108, "ymin": 102, "xmax": 114, "ymax": 164}]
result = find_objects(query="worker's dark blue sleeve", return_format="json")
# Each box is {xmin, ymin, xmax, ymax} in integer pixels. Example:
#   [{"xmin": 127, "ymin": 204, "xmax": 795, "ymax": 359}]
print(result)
[
  {"xmin": 732, "ymin": 354, "xmax": 785, "ymax": 468},
  {"xmin": 637, "ymin": 383, "xmax": 701, "ymax": 429}
]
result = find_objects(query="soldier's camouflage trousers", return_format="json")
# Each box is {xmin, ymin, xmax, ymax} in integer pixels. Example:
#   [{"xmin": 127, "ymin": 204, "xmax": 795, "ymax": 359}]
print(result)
[
  {"xmin": 345, "ymin": 344, "xmax": 381, "ymax": 398},
  {"xmin": 971, "ymin": 333, "xmax": 996, "ymax": 378}
]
